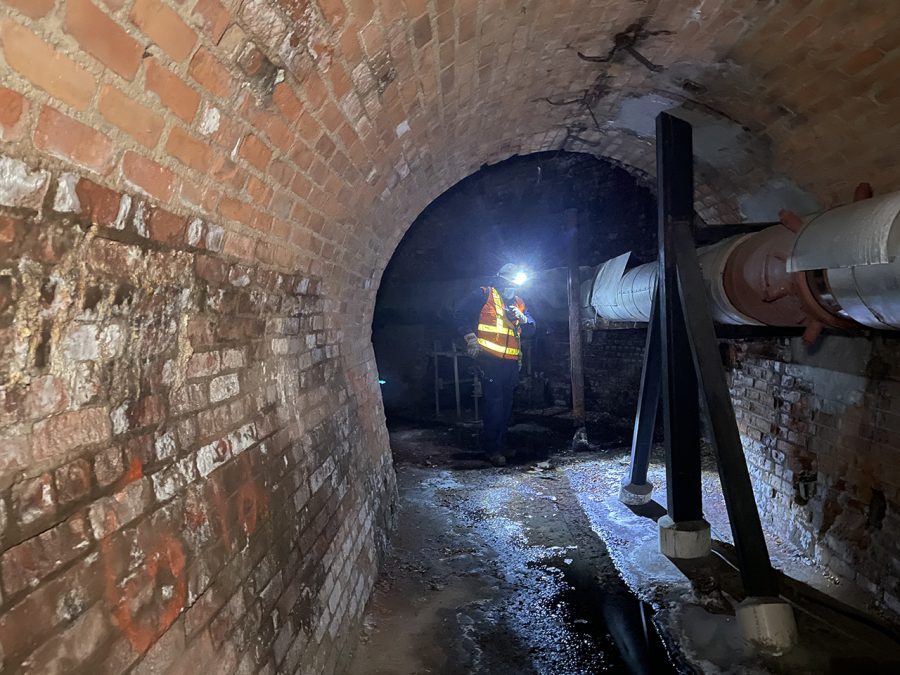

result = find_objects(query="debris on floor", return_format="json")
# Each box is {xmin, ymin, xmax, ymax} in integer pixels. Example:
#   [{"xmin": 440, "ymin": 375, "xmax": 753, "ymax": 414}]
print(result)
[
  {"xmin": 346, "ymin": 463, "xmax": 675, "ymax": 674},
  {"xmin": 346, "ymin": 424, "xmax": 900, "ymax": 674}
]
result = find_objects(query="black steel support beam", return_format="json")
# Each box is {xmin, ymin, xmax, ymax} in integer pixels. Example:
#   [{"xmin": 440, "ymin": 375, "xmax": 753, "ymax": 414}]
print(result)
[
  {"xmin": 625, "ymin": 289, "xmax": 660, "ymax": 487},
  {"xmin": 693, "ymin": 222, "xmax": 779, "ymax": 246},
  {"xmin": 714, "ymin": 326, "xmax": 806, "ymax": 340},
  {"xmin": 672, "ymin": 221, "xmax": 780, "ymax": 597},
  {"xmin": 657, "ymin": 113, "xmax": 704, "ymax": 523}
]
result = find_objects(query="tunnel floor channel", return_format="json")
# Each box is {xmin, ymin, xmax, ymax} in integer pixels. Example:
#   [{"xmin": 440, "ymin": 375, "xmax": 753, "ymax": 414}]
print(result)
[
  {"xmin": 346, "ymin": 424, "xmax": 677, "ymax": 674},
  {"xmin": 346, "ymin": 423, "xmax": 900, "ymax": 675}
]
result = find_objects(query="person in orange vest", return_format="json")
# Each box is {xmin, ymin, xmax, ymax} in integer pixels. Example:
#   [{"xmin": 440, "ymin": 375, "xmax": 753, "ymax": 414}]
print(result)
[{"xmin": 456, "ymin": 263, "xmax": 535, "ymax": 465}]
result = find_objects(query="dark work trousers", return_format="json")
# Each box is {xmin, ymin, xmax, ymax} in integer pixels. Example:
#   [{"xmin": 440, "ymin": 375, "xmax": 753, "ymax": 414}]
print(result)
[{"xmin": 480, "ymin": 355, "xmax": 520, "ymax": 455}]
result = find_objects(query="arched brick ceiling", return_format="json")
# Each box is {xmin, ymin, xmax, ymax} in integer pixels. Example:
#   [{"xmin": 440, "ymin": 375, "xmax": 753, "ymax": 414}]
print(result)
[
  {"xmin": 294, "ymin": 0, "xmax": 900, "ymax": 341},
  {"xmin": 3, "ymin": 1, "xmax": 898, "ymax": 352}
]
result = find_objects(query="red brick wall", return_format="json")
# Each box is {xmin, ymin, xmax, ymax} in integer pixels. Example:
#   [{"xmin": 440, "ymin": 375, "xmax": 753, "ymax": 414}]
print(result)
[
  {"xmin": 0, "ymin": 171, "xmax": 395, "ymax": 671},
  {"xmin": 0, "ymin": 1, "xmax": 405, "ymax": 670},
  {"xmin": 730, "ymin": 338, "xmax": 900, "ymax": 621}
]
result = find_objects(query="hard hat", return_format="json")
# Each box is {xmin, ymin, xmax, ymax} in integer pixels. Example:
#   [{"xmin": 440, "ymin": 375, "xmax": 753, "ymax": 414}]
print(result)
[{"xmin": 498, "ymin": 263, "xmax": 528, "ymax": 286}]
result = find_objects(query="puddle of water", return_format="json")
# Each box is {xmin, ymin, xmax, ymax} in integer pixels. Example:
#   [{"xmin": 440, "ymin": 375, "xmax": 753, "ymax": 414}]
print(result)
[
  {"xmin": 442, "ymin": 470, "xmax": 684, "ymax": 674},
  {"xmin": 537, "ymin": 553, "xmax": 680, "ymax": 675}
]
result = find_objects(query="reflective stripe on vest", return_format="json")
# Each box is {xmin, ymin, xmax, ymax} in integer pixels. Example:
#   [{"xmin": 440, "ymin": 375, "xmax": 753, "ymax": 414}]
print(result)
[
  {"xmin": 476, "ymin": 323, "xmax": 517, "ymax": 336},
  {"xmin": 476, "ymin": 287, "xmax": 522, "ymax": 360},
  {"xmin": 477, "ymin": 337, "xmax": 521, "ymax": 357}
]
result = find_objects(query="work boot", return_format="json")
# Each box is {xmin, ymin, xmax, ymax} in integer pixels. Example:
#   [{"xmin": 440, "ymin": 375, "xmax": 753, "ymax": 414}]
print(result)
[
  {"xmin": 487, "ymin": 452, "xmax": 506, "ymax": 466},
  {"xmin": 572, "ymin": 427, "xmax": 590, "ymax": 452}
]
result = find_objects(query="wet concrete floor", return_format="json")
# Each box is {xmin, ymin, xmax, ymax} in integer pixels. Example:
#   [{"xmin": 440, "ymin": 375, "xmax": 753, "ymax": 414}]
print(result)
[
  {"xmin": 346, "ymin": 424, "xmax": 900, "ymax": 675},
  {"xmin": 346, "ymin": 427, "xmax": 678, "ymax": 674}
]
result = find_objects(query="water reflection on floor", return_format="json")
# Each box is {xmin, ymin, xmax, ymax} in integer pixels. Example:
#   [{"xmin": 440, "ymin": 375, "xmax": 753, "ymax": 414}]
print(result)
[{"xmin": 346, "ymin": 423, "xmax": 900, "ymax": 675}]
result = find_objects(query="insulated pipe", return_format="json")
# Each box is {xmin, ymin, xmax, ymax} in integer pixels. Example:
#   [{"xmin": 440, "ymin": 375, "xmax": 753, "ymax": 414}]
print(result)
[
  {"xmin": 590, "ymin": 237, "xmax": 780, "ymax": 326},
  {"xmin": 588, "ymin": 186, "xmax": 900, "ymax": 343}
]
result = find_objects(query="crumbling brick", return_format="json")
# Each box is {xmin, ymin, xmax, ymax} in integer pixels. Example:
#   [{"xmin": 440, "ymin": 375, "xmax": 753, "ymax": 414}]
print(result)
[
  {"xmin": 32, "ymin": 407, "xmax": 113, "ymax": 462},
  {"xmin": 21, "ymin": 375, "xmax": 68, "ymax": 420},
  {"xmin": 0, "ymin": 0, "xmax": 895, "ymax": 668},
  {"xmin": 11, "ymin": 472, "xmax": 56, "ymax": 528},
  {"xmin": 94, "ymin": 446, "xmax": 126, "ymax": 488},
  {"xmin": 87, "ymin": 477, "xmax": 152, "ymax": 539},
  {"xmin": 1, "ymin": 512, "xmax": 92, "ymax": 595},
  {"xmin": 0, "ymin": 86, "xmax": 28, "ymax": 141},
  {"xmin": 0, "ymin": 155, "xmax": 51, "ymax": 211}
]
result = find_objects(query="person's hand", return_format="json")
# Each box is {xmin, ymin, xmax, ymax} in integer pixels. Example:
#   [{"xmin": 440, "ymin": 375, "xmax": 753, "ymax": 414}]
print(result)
[
  {"xmin": 465, "ymin": 333, "xmax": 481, "ymax": 358},
  {"xmin": 509, "ymin": 306, "xmax": 527, "ymax": 323}
]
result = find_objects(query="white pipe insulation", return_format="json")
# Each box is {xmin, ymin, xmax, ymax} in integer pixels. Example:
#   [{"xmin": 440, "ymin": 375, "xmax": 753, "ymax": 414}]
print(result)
[
  {"xmin": 789, "ymin": 191, "xmax": 900, "ymax": 329},
  {"xmin": 589, "ymin": 235, "xmax": 763, "ymax": 325},
  {"xmin": 586, "ymin": 190, "xmax": 900, "ymax": 332}
]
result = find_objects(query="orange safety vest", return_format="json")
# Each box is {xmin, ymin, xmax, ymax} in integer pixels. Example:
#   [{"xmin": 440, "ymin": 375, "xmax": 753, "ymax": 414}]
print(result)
[{"xmin": 477, "ymin": 287, "xmax": 526, "ymax": 360}]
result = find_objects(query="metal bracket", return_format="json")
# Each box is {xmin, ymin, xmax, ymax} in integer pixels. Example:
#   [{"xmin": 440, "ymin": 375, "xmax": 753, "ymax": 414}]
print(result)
[
  {"xmin": 672, "ymin": 218, "xmax": 779, "ymax": 596},
  {"xmin": 657, "ymin": 113, "xmax": 704, "ymax": 525},
  {"xmin": 619, "ymin": 289, "xmax": 660, "ymax": 505}
]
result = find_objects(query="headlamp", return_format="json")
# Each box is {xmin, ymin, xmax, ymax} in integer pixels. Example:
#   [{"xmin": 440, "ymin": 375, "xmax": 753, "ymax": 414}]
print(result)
[{"xmin": 512, "ymin": 271, "xmax": 528, "ymax": 286}]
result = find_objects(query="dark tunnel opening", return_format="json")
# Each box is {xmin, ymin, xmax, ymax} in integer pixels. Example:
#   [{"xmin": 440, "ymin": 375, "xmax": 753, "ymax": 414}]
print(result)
[{"xmin": 372, "ymin": 150, "xmax": 657, "ymax": 436}]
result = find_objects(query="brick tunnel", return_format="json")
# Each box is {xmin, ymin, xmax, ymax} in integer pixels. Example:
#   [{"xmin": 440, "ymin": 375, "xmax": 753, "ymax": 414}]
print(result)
[{"xmin": 1, "ymin": 1, "xmax": 900, "ymax": 673}]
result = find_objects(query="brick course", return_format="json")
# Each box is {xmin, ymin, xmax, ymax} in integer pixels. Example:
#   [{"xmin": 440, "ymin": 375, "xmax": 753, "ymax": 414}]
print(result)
[
  {"xmin": 144, "ymin": 58, "xmax": 202, "ymax": 123},
  {"xmin": 98, "ymin": 85, "xmax": 166, "ymax": 149},
  {"xmin": 129, "ymin": 0, "xmax": 197, "ymax": 62},
  {"xmin": 0, "ymin": 86, "xmax": 28, "ymax": 141},
  {"xmin": 122, "ymin": 151, "xmax": 176, "ymax": 202}
]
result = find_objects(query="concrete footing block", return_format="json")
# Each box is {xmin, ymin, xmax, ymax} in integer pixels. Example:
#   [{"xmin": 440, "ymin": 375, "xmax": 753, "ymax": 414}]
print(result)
[
  {"xmin": 736, "ymin": 597, "xmax": 798, "ymax": 654},
  {"xmin": 658, "ymin": 516, "xmax": 711, "ymax": 559},
  {"xmin": 618, "ymin": 480, "xmax": 653, "ymax": 505}
]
